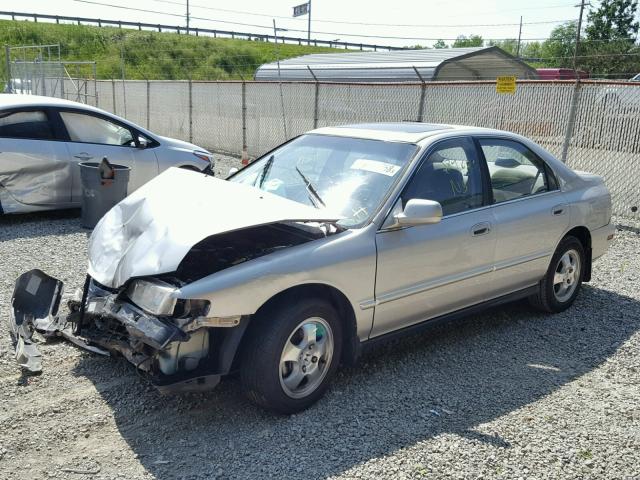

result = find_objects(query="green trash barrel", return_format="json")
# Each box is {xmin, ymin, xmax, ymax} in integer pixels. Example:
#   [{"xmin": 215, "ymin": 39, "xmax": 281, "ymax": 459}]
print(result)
[{"xmin": 79, "ymin": 160, "xmax": 130, "ymax": 229}]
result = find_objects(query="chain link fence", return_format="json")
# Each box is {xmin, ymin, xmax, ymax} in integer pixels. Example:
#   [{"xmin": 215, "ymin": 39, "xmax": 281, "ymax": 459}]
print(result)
[{"xmin": 30, "ymin": 78, "xmax": 640, "ymax": 224}]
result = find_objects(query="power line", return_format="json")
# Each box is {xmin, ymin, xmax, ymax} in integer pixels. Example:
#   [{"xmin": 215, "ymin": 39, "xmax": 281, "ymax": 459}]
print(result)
[
  {"xmin": 72, "ymin": 0, "xmax": 574, "ymax": 31},
  {"xmin": 150, "ymin": 0, "xmax": 579, "ymax": 22},
  {"xmin": 146, "ymin": 0, "xmax": 572, "ymax": 28},
  {"xmin": 67, "ymin": 2, "xmax": 569, "ymax": 42}
]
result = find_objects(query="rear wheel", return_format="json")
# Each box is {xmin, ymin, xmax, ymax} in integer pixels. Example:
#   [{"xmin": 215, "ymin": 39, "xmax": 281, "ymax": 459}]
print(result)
[
  {"xmin": 530, "ymin": 235, "xmax": 585, "ymax": 313},
  {"xmin": 240, "ymin": 298, "xmax": 342, "ymax": 414}
]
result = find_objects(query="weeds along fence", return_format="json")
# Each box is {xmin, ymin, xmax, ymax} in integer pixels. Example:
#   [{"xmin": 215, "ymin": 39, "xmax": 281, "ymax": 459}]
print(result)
[{"xmin": 29, "ymin": 78, "xmax": 640, "ymax": 223}]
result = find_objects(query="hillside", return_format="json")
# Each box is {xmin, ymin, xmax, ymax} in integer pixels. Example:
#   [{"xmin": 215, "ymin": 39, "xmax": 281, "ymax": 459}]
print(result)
[{"xmin": 0, "ymin": 19, "xmax": 341, "ymax": 80}]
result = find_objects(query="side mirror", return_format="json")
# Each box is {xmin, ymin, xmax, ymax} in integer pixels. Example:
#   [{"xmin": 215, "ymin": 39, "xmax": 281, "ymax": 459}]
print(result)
[
  {"xmin": 137, "ymin": 136, "xmax": 150, "ymax": 149},
  {"xmin": 395, "ymin": 199, "xmax": 442, "ymax": 226},
  {"xmin": 228, "ymin": 167, "xmax": 239, "ymax": 177}
]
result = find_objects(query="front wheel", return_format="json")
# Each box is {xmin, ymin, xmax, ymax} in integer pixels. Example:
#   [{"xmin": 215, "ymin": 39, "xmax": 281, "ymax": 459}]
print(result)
[
  {"xmin": 240, "ymin": 298, "xmax": 342, "ymax": 414},
  {"xmin": 530, "ymin": 235, "xmax": 585, "ymax": 313}
]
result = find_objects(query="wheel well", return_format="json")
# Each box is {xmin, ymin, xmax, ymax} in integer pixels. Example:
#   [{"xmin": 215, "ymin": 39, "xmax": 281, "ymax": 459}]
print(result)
[
  {"xmin": 179, "ymin": 165, "xmax": 202, "ymax": 172},
  {"xmin": 237, "ymin": 284, "xmax": 360, "ymax": 368},
  {"xmin": 565, "ymin": 226, "xmax": 592, "ymax": 282}
]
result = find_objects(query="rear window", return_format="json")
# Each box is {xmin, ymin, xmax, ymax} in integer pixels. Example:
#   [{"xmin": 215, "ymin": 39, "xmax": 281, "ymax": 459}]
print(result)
[{"xmin": 0, "ymin": 110, "xmax": 54, "ymax": 140}]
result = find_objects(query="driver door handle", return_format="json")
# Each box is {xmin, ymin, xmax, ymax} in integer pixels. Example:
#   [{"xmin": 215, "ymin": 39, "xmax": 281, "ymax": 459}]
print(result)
[
  {"xmin": 552, "ymin": 204, "xmax": 566, "ymax": 216},
  {"xmin": 471, "ymin": 222, "xmax": 491, "ymax": 236},
  {"xmin": 73, "ymin": 153, "xmax": 93, "ymax": 161}
]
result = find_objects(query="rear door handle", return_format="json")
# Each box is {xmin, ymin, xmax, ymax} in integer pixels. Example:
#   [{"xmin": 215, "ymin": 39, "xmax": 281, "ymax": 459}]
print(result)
[
  {"xmin": 73, "ymin": 153, "xmax": 93, "ymax": 161},
  {"xmin": 471, "ymin": 222, "xmax": 491, "ymax": 236},
  {"xmin": 552, "ymin": 205, "xmax": 566, "ymax": 216}
]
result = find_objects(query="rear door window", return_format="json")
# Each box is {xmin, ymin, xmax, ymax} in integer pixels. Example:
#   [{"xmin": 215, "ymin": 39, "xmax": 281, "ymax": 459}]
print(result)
[
  {"xmin": 0, "ymin": 110, "xmax": 55, "ymax": 140},
  {"xmin": 478, "ymin": 138, "xmax": 557, "ymax": 203}
]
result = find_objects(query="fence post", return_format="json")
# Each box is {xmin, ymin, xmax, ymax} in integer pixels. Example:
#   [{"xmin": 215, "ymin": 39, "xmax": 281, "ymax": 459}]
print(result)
[
  {"xmin": 60, "ymin": 67, "xmax": 65, "ymax": 100},
  {"xmin": 412, "ymin": 66, "xmax": 426, "ymax": 122},
  {"xmin": 307, "ymin": 66, "xmax": 319, "ymax": 129},
  {"xmin": 146, "ymin": 79, "xmax": 150, "ymax": 130},
  {"xmin": 119, "ymin": 44, "xmax": 127, "ymax": 117},
  {"xmin": 561, "ymin": 81, "xmax": 582, "ymax": 163},
  {"xmin": 93, "ymin": 63, "xmax": 97, "ymax": 107},
  {"xmin": 111, "ymin": 78, "xmax": 116, "ymax": 115},
  {"xmin": 188, "ymin": 78, "xmax": 193, "ymax": 143},
  {"xmin": 242, "ymin": 79, "xmax": 248, "ymax": 165},
  {"xmin": 4, "ymin": 45, "xmax": 11, "ymax": 93}
]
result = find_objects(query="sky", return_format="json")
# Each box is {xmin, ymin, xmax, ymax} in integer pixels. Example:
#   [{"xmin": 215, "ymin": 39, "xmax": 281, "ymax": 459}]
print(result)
[{"xmin": 5, "ymin": 0, "xmax": 591, "ymax": 48}]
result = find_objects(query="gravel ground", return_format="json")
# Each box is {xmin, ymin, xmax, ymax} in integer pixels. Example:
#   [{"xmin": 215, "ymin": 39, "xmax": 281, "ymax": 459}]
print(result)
[
  {"xmin": 0, "ymin": 190, "xmax": 639, "ymax": 479},
  {"xmin": 211, "ymin": 153, "xmax": 244, "ymax": 179}
]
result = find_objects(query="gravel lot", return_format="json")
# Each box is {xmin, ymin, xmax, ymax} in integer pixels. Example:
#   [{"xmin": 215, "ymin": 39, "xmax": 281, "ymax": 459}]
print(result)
[{"xmin": 0, "ymin": 192, "xmax": 639, "ymax": 479}]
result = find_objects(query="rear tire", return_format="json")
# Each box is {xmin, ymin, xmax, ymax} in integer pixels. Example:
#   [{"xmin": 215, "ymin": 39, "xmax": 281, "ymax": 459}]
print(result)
[
  {"xmin": 529, "ymin": 235, "xmax": 585, "ymax": 313},
  {"xmin": 240, "ymin": 298, "xmax": 342, "ymax": 414}
]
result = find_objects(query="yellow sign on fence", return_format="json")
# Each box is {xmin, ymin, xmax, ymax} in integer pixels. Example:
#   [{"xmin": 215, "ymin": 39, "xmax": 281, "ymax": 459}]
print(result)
[{"xmin": 496, "ymin": 76, "xmax": 517, "ymax": 94}]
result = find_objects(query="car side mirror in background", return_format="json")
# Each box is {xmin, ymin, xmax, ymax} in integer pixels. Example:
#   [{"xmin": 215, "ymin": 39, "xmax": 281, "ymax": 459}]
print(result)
[
  {"xmin": 394, "ymin": 199, "xmax": 443, "ymax": 227},
  {"xmin": 228, "ymin": 167, "xmax": 239, "ymax": 177},
  {"xmin": 137, "ymin": 136, "xmax": 150, "ymax": 149}
]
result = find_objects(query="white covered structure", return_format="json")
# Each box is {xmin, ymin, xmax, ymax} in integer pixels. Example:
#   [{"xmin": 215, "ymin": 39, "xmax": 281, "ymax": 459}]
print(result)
[{"xmin": 254, "ymin": 46, "xmax": 538, "ymax": 82}]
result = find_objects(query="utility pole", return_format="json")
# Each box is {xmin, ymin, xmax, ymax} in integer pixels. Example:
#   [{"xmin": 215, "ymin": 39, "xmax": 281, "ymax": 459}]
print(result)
[
  {"xmin": 516, "ymin": 16, "xmax": 523, "ymax": 57},
  {"xmin": 307, "ymin": 0, "xmax": 312, "ymax": 45},
  {"xmin": 573, "ymin": 0, "xmax": 588, "ymax": 75},
  {"xmin": 186, "ymin": 0, "xmax": 190, "ymax": 34}
]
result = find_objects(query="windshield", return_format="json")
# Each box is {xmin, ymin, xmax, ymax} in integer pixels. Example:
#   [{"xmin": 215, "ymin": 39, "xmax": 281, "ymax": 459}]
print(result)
[{"xmin": 230, "ymin": 134, "xmax": 418, "ymax": 227}]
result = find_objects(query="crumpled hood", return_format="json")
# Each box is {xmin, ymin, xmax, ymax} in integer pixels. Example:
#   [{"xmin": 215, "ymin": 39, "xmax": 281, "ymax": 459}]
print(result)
[{"xmin": 88, "ymin": 168, "xmax": 339, "ymax": 288}]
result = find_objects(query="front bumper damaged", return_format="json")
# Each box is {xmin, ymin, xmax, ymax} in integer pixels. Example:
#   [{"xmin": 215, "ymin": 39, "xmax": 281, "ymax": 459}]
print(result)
[
  {"xmin": 9, "ymin": 270, "xmax": 245, "ymax": 393},
  {"xmin": 9, "ymin": 270, "xmax": 108, "ymax": 373}
]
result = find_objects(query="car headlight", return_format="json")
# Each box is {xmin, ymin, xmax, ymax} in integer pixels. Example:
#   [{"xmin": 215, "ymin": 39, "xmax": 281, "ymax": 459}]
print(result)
[
  {"xmin": 193, "ymin": 151, "xmax": 212, "ymax": 164},
  {"xmin": 127, "ymin": 279, "xmax": 178, "ymax": 316}
]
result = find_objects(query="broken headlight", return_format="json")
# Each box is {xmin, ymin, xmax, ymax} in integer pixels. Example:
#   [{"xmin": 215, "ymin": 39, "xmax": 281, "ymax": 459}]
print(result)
[
  {"xmin": 173, "ymin": 298, "xmax": 211, "ymax": 319},
  {"xmin": 127, "ymin": 278, "xmax": 178, "ymax": 316}
]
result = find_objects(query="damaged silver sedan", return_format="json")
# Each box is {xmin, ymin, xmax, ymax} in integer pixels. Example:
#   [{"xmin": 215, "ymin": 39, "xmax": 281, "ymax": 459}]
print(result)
[{"xmin": 10, "ymin": 123, "xmax": 615, "ymax": 413}]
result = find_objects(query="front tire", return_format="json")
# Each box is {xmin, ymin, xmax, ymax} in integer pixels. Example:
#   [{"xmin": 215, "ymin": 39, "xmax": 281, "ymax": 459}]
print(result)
[
  {"xmin": 240, "ymin": 298, "xmax": 342, "ymax": 414},
  {"xmin": 530, "ymin": 235, "xmax": 585, "ymax": 313}
]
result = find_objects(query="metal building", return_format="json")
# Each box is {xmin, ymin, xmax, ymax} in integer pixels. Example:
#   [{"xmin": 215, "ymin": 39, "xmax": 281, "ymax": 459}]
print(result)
[{"xmin": 254, "ymin": 46, "xmax": 538, "ymax": 82}]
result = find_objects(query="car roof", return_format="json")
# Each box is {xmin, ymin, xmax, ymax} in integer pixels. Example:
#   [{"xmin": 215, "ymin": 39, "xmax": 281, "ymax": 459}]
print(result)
[
  {"xmin": 309, "ymin": 122, "xmax": 507, "ymax": 143},
  {"xmin": 0, "ymin": 94, "xmax": 158, "ymax": 137},
  {"xmin": 0, "ymin": 94, "xmax": 101, "ymax": 110}
]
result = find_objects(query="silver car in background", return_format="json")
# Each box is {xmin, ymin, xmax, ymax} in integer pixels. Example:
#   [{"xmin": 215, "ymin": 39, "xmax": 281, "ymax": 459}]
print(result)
[
  {"xmin": 0, "ymin": 95, "xmax": 213, "ymax": 214},
  {"xmin": 10, "ymin": 123, "xmax": 615, "ymax": 414}
]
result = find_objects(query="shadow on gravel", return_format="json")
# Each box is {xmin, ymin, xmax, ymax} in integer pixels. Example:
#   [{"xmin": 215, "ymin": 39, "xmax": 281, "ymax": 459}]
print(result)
[
  {"xmin": 0, "ymin": 209, "xmax": 84, "ymax": 242},
  {"xmin": 72, "ymin": 285, "xmax": 639, "ymax": 479}
]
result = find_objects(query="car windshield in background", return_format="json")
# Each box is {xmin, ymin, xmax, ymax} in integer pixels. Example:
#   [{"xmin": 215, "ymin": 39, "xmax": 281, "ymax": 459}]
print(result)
[{"xmin": 230, "ymin": 134, "xmax": 418, "ymax": 227}]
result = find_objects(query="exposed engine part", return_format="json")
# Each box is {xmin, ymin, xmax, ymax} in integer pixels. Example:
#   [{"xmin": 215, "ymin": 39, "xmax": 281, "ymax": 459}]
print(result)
[{"xmin": 173, "ymin": 221, "xmax": 340, "ymax": 283}]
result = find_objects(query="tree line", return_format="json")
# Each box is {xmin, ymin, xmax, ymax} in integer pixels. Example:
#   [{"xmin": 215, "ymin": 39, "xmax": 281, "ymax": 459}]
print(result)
[{"xmin": 415, "ymin": 0, "xmax": 640, "ymax": 79}]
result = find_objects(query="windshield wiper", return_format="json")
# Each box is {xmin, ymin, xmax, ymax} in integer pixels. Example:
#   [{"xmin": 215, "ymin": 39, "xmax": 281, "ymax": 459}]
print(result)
[
  {"xmin": 257, "ymin": 154, "xmax": 275, "ymax": 188},
  {"xmin": 295, "ymin": 166, "xmax": 326, "ymax": 208}
]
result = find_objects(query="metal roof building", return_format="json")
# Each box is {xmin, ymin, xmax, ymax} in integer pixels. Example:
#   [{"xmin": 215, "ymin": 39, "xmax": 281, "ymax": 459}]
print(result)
[{"xmin": 254, "ymin": 46, "xmax": 538, "ymax": 82}]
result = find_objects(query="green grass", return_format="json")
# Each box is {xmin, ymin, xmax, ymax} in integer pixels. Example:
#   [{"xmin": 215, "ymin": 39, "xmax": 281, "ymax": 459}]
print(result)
[{"xmin": 0, "ymin": 19, "xmax": 342, "ymax": 80}]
